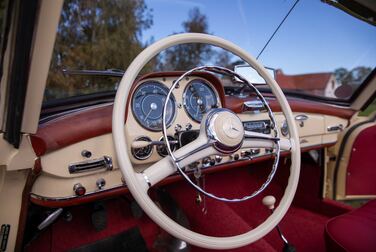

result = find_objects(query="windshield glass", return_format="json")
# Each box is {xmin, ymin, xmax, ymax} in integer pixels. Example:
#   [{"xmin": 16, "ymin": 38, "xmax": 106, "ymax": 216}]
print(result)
[{"xmin": 45, "ymin": 0, "xmax": 376, "ymax": 103}]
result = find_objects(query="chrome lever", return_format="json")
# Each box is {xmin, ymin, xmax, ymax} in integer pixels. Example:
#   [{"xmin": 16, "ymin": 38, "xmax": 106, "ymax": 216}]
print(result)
[
  {"xmin": 38, "ymin": 208, "xmax": 63, "ymax": 230},
  {"xmin": 131, "ymin": 140, "xmax": 178, "ymax": 148},
  {"xmin": 327, "ymin": 124, "xmax": 343, "ymax": 132},
  {"xmin": 295, "ymin": 114, "xmax": 308, "ymax": 127},
  {"xmin": 243, "ymin": 100, "xmax": 266, "ymax": 112}
]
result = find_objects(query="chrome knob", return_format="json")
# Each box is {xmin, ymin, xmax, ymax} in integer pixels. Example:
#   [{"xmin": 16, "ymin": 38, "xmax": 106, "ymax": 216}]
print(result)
[
  {"xmin": 202, "ymin": 157, "xmax": 211, "ymax": 167},
  {"xmin": 96, "ymin": 178, "xmax": 106, "ymax": 190},
  {"xmin": 281, "ymin": 120, "xmax": 289, "ymax": 136},
  {"xmin": 81, "ymin": 150, "xmax": 92, "ymax": 158},
  {"xmin": 175, "ymin": 124, "xmax": 182, "ymax": 132},
  {"xmin": 185, "ymin": 123, "xmax": 192, "ymax": 130},
  {"xmin": 73, "ymin": 183, "xmax": 86, "ymax": 196}
]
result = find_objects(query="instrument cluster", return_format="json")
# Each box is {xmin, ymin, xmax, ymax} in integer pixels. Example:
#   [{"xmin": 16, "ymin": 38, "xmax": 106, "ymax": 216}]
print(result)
[
  {"xmin": 129, "ymin": 76, "xmax": 221, "ymax": 161},
  {"xmin": 131, "ymin": 79, "xmax": 220, "ymax": 132}
]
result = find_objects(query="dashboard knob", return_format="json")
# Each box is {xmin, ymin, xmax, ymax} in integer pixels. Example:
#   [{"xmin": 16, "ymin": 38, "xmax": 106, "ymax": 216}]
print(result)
[
  {"xmin": 185, "ymin": 123, "xmax": 192, "ymax": 130},
  {"xmin": 96, "ymin": 178, "xmax": 106, "ymax": 190},
  {"xmin": 121, "ymin": 176, "xmax": 126, "ymax": 185},
  {"xmin": 209, "ymin": 159, "xmax": 216, "ymax": 166},
  {"xmin": 234, "ymin": 154, "xmax": 240, "ymax": 161},
  {"xmin": 241, "ymin": 150, "xmax": 251, "ymax": 158},
  {"xmin": 265, "ymin": 148, "xmax": 273, "ymax": 154},
  {"xmin": 215, "ymin": 155, "xmax": 222, "ymax": 163},
  {"xmin": 81, "ymin": 150, "xmax": 92, "ymax": 158},
  {"xmin": 250, "ymin": 149, "xmax": 260, "ymax": 156},
  {"xmin": 202, "ymin": 157, "xmax": 211, "ymax": 167},
  {"xmin": 73, "ymin": 183, "xmax": 86, "ymax": 196},
  {"xmin": 281, "ymin": 120, "xmax": 289, "ymax": 136},
  {"xmin": 175, "ymin": 124, "xmax": 182, "ymax": 132}
]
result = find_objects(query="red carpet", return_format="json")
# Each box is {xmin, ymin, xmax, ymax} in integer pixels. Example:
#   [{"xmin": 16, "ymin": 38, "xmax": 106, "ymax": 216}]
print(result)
[{"xmin": 26, "ymin": 155, "xmax": 351, "ymax": 251}]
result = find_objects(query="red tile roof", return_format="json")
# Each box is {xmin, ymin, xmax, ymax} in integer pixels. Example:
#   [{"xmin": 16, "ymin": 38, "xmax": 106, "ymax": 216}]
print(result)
[{"xmin": 275, "ymin": 69, "xmax": 332, "ymax": 91}]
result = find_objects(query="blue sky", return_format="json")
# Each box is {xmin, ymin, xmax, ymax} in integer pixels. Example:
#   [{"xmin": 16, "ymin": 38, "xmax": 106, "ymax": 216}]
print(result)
[{"xmin": 142, "ymin": 0, "xmax": 375, "ymax": 75}]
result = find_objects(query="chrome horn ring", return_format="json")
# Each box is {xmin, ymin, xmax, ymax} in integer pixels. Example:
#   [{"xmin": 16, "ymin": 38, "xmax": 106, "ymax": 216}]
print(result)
[{"xmin": 162, "ymin": 65, "xmax": 281, "ymax": 202}]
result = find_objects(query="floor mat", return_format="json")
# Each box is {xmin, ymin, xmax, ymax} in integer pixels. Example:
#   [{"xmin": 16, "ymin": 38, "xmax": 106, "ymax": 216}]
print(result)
[
  {"xmin": 25, "ymin": 199, "xmax": 160, "ymax": 252},
  {"xmin": 69, "ymin": 227, "xmax": 147, "ymax": 252},
  {"xmin": 164, "ymin": 160, "xmax": 331, "ymax": 252}
]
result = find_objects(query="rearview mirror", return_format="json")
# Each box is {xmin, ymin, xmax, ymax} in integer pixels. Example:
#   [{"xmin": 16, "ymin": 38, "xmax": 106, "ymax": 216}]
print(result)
[{"xmin": 234, "ymin": 65, "xmax": 276, "ymax": 85}]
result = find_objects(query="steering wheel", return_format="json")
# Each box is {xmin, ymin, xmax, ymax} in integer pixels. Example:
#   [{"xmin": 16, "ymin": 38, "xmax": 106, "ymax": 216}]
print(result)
[{"xmin": 113, "ymin": 33, "xmax": 301, "ymax": 249}]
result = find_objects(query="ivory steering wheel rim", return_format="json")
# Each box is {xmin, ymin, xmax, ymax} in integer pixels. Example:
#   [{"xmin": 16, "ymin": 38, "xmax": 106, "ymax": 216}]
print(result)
[{"xmin": 112, "ymin": 33, "xmax": 301, "ymax": 249}]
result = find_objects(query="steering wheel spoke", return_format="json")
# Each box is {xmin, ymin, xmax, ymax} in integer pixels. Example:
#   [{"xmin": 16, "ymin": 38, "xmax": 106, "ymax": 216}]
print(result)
[
  {"xmin": 140, "ymin": 134, "xmax": 219, "ymax": 188},
  {"xmin": 243, "ymin": 130, "xmax": 291, "ymax": 151}
]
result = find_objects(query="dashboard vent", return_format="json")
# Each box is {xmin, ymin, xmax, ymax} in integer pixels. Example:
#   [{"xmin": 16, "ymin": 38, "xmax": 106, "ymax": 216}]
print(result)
[{"xmin": 68, "ymin": 156, "xmax": 113, "ymax": 174}]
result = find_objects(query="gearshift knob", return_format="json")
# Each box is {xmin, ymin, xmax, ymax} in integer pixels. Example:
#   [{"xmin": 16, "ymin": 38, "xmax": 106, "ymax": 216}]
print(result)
[{"xmin": 262, "ymin": 195, "xmax": 276, "ymax": 210}]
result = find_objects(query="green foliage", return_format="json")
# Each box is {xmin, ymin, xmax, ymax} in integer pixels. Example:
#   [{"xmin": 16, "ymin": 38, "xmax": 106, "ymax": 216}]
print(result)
[
  {"xmin": 334, "ymin": 66, "xmax": 372, "ymax": 86},
  {"xmin": 157, "ymin": 7, "xmax": 212, "ymax": 71},
  {"xmin": 157, "ymin": 7, "xmax": 240, "ymax": 73},
  {"xmin": 45, "ymin": 0, "xmax": 153, "ymax": 101},
  {"xmin": 44, "ymin": 2, "xmax": 241, "ymax": 102},
  {"xmin": 359, "ymin": 99, "xmax": 376, "ymax": 117}
]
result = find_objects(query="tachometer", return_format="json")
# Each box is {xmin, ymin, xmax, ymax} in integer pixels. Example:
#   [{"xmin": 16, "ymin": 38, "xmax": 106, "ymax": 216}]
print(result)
[
  {"xmin": 132, "ymin": 81, "xmax": 176, "ymax": 131},
  {"xmin": 183, "ymin": 80, "xmax": 219, "ymax": 122}
]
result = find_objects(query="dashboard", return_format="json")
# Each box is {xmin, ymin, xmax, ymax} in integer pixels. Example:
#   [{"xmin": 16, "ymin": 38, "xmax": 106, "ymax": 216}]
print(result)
[{"xmin": 29, "ymin": 71, "xmax": 350, "ymax": 205}]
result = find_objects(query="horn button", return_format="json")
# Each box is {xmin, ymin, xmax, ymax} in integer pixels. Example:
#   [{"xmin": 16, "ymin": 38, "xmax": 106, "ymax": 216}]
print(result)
[{"xmin": 206, "ymin": 109, "xmax": 244, "ymax": 153}]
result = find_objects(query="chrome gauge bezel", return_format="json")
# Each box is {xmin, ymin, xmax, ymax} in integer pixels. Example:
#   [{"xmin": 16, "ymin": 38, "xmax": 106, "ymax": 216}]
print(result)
[
  {"xmin": 131, "ymin": 80, "xmax": 177, "ymax": 132},
  {"xmin": 182, "ymin": 78, "xmax": 221, "ymax": 122},
  {"xmin": 157, "ymin": 135, "xmax": 177, "ymax": 157},
  {"xmin": 131, "ymin": 136, "xmax": 153, "ymax": 160}
]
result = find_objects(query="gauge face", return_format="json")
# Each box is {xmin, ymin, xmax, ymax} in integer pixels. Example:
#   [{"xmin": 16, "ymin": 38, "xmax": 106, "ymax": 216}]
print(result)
[
  {"xmin": 132, "ymin": 81, "xmax": 176, "ymax": 131},
  {"xmin": 183, "ymin": 80, "xmax": 219, "ymax": 122},
  {"xmin": 131, "ymin": 136, "xmax": 153, "ymax": 160}
]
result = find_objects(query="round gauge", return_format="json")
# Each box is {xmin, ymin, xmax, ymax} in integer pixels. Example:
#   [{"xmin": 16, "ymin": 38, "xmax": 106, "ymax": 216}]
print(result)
[
  {"xmin": 183, "ymin": 80, "xmax": 219, "ymax": 122},
  {"xmin": 157, "ymin": 136, "xmax": 178, "ymax": 157},
  {"xmin": 131, "ymin": 136, "xmax": 153, "ymax": 160},
  {"xmin": 132, "ymin": 81, "xmax": 176, "ymax": 131}
]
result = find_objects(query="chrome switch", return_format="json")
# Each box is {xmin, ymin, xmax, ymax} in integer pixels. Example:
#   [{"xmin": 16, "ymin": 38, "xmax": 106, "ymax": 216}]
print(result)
[
  {"xmin": 96, "ymin": 178, "xmax": 106, "ymax": 190},
  {"xmin": 73, "ymin": 183, "xmax": 86, "ymax": 196}
]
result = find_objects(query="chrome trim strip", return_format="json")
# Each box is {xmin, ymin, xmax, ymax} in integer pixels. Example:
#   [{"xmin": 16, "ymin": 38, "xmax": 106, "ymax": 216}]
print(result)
[
  {"xmin": 141, "ymin": 172, "xmax": 152, "ymax": 188},
  {"xmin": 174, "ymin": 141, "xmax": 214, "ymax": 163},
  {"xmin": 30, "ymin": 184, "xmax": 125, "ymax": 202}
]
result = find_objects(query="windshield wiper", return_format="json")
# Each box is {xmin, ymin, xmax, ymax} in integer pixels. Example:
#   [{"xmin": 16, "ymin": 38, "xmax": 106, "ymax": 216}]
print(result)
[{"xmin": 62, "ymin": 68, "xmax": 125, "ymax": 77}]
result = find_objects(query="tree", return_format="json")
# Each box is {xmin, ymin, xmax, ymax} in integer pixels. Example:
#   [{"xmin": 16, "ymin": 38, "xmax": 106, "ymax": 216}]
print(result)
[
  {"xmin": 157, "ymin": 7, "xmax": 245, "ymax": 74},
  {"xmin": 46, "ymin": 0, "xmax": 153, "ymax": 100},
  {"xmin": 157, "ymin": 7, "xmax": 212, "ymax": 71},
  {"xmin": 334, "ymin": 66, "xmax": 372, "ymax": 86}
]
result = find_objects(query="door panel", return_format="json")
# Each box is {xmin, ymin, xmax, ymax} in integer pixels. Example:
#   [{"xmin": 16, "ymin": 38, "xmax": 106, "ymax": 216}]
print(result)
[
  {"xmin": 334, "ymin": 119, "xmax": 376, "ymax": 200},
  {"xmin": 345, "ymin": 123, "xmax": 376, "ymax": 196}
]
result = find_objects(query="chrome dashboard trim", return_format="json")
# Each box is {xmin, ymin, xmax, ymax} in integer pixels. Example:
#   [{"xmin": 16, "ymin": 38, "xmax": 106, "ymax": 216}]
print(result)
[{"xmin": 30, "ymin": 184, "xmax": 125, "ymax": 202}]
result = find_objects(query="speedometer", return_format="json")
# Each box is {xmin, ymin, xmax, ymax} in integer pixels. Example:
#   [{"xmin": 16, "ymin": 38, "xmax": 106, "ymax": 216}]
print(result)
[
  {"xmin": 183, "ymin": 80, "xmax": 219, "ymax": 122},
  {"xmin": 132, "ymin": 81, "xmax": 176, "ymax": 131}
]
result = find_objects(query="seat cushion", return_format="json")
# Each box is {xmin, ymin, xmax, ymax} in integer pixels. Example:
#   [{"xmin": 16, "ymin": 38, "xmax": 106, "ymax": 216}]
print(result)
[{"xmin": 325, "ymin": 199, "xmax": 376, "ymax": 252}]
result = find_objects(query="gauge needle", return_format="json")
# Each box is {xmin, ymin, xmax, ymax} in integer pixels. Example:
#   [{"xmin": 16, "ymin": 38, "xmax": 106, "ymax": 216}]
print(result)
[
  {"xmin": 195, "ymin": 98, "xmax": 203, "ymax": 117},
  {"xmin": 144, "ymin": 102, "xmax": 157, "ymax": 121}
]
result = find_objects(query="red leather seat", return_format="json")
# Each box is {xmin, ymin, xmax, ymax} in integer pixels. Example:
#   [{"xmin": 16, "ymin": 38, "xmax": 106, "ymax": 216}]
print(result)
[{"xmin": 325, "ymin": 199, "xmax": 376, "ymax": 252}]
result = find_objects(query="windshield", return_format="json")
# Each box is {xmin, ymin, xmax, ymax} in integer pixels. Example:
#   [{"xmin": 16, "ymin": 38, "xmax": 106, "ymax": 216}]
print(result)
[{"xmin": 45, "ymin": 0, "xmax": 376, "ymax": 103}]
